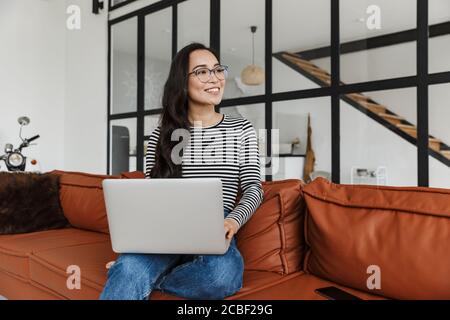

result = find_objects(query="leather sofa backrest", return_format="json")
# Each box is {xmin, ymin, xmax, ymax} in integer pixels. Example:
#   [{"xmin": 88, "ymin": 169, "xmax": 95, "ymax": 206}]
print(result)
[
  {"xmin": 303, "ymin": 177, "xmax": 450, "ymax": 299},
  {"xmin": 49, "ymin": 170, "xmax": 120, "ymax": 234},
  {"xmin": 236, "ymin": 179, "xmax": 306, "ymax": 275}
]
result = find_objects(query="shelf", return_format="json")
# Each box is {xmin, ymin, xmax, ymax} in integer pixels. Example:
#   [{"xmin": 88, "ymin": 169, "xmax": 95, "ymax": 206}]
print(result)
[{"xmin": 276, "ymin": 154, "xmax": 306, "ymax": 157}]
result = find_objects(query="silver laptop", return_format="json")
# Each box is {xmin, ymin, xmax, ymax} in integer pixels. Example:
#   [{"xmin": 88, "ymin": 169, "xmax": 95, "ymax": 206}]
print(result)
[{"xmin": 102, "ymin": 178, "xmax": 229, "ymax": 255}]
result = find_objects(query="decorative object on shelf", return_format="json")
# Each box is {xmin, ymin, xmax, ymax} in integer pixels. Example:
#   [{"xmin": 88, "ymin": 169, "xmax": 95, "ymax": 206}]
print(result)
[
  {"xmin": 351, "ymin": 166, "xmax": 388, "ymax": 185},
  {"xmin": 303, "ymin": 113, "xmax": 316, "ymax": 182},
  {"xmin": 241, "ymin": 26, "xmax": 265, "ymax": 86},
  {"xmin": 291, "ymin": 137, "xmax": 301, "ymax": 155},
  {"xmin": 0, "ymin": 116, "xmax": 40, "ymax": 172}
]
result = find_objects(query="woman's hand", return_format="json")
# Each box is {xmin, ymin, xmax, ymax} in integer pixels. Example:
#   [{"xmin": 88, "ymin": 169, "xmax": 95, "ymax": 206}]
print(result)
[{"xmin": 224, "ymin": 218, "xmax": 239, "ymax": 240}]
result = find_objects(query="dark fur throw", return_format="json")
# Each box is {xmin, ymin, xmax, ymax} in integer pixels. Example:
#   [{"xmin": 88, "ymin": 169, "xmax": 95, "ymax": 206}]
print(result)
[{"xmin": 0, "ymin": 172, "xmax": 70, "ymax": 234}]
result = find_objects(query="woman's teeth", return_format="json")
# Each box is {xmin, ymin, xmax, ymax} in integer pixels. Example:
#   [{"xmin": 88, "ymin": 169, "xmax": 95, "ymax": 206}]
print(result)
[{"xmin": 205, "ymin": 88, "xmax": 220, "ymax": 93}]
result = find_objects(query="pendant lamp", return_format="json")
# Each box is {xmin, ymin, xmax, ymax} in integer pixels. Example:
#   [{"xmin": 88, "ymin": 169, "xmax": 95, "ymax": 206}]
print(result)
[{"xmin": 241, "ymin": 26, "xmax": 265, "ymax": 86}]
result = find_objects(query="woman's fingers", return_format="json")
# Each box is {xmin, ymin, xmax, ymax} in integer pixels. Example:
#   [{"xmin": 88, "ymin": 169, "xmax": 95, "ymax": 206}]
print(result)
[
  {"xmin": 224, "ymin": 219, "xmax": 239, "ymax": 240},
  {"xmin": 224, "ymin": 224, "xmax": 234, "ymax": 239},
  {"xmin": 225, "ymin": 227, "xmax": 231, "ymax": 239}
]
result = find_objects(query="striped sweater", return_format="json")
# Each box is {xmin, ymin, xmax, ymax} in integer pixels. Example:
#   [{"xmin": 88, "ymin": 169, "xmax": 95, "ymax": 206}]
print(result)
[{"xmin": 145, "ymin": 114, "xmax": 264, "ymax": 229}]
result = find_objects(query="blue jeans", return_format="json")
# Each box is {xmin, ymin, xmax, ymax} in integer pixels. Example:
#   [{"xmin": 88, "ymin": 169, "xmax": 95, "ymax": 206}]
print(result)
[{"xmin": 99, "ymin": 209, "xmax": 244, "ymax": 300}]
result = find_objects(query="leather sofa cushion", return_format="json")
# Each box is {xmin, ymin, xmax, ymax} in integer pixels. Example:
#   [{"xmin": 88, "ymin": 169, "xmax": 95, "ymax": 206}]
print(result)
[
  {"xmin": 0, "ymin": 228, "xmax": 109, "ymax": 279},
  {"xmin": 236, "ymin": 179, "xmax": 306, "ymax": 275},
  {"xmin": 29, "ymin": 241, "xmax": 117, "ymax": 300},
  {"xmin": 150, "ymin": 271, "xmax": 286, "ymax": 300},
  {"xmin": 0, "ymin": 270, "xmax": 66, "ymax": 300},
  {"xmin": 49, "ymin": 170, "xmax": 120, "ymax": 234},
  {"xmin": 303, "ymin": 177, "xmax": 450, "ymax": 300},
  {"xmin": 151, "ymin": 270, "xmax": 293, "ymax": 300},
  {"xmin": 152, "ymin": 272, "xmax": 385, "ymax": 300},
  {"xmin": 232, "ymin": 272, "xmax": 385, "ymax": 300},
  {"xmin": 27, "ymin": 238, "xmax": 290, "ymax": 300}
]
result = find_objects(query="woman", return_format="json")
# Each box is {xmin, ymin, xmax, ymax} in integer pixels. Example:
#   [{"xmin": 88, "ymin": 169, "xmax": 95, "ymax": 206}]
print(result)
[{"xmin": 100, "ymin": 42, "xmax": 263, "ymax": 300}]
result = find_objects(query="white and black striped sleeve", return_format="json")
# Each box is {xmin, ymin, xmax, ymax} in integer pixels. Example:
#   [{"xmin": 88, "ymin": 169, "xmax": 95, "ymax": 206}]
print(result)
[
  {"xmin": 145, "ymin": 126, "xmax": 160, "ymax": 179},
  {"xmin": 225, "ymin": 119, "xmax": 264, "ymax": 229}
]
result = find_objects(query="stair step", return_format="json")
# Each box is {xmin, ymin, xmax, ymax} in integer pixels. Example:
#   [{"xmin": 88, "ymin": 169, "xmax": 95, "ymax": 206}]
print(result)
[
  {"xmin": 283, "ymin": 58, "xmax": 317, "ymax": 72},
  {"xmin": 377, "ymin": 112, "xmax": 404, "ymax": 125},
  {"xmin": 397, "ymin": 124, "xmax": 417, "ymax": 138},
  {"xmin": 358, "ymin": 101, "xmax": 387, "ymax": 114},
  {"xmin": 281, "ymin": 52, "xmax": 332, "ymax": 84},
  {"xmin": 396, "ymin": 124, "xmax": 442, "ymax": 151},
  {"xmin": 441, "ymin": 150, "xmax": 450, "ymax": 160},
  {"xmin": 282, "ymin": 53, "xmax": 319, "ymax": 69},
  {"xmin": 293, "ymin": 60, "xmax": 321, "ymax": 73},
  {"xmin": 429, "ymin": 138, "xmax": 441, "ymax": 152},
  {"xmin": 282, "ymin": 54, "xmax": 320, "ymax": 73},
  {"xmin": 309, "ymin": 68, "xmax": 329, "ymax": 76},
  {"xmin": 347, "ymin": 93, "xmax": 371, "ymax": 102},
  {"xmin": 282, "ymin": 54, "xmax": 328, "ymax": 75},
  {"xmin": 309, "ymin": 70, "xmax": 331, "ymax": 84}
]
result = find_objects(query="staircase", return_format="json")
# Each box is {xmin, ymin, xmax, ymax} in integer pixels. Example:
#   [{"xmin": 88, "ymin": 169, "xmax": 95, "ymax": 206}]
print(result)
[{"xmin": 274, "ymin": 51, "xmax": 450, "ymax": 167}]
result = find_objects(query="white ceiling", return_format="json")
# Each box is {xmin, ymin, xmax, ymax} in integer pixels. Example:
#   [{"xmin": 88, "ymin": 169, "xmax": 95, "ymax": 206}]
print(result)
[
  {"xmin": 112, "ymin": 0, "xmax": 450, "ymax": 61},
  {"xmin": 221, "ymin": 0, "xmax": 265, "ymax": 67}
]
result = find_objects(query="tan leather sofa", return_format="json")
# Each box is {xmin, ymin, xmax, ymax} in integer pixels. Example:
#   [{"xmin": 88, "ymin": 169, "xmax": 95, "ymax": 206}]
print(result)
[{"xmin": 0, "ymin": 170, "xmax": 449, "ymax": 300}]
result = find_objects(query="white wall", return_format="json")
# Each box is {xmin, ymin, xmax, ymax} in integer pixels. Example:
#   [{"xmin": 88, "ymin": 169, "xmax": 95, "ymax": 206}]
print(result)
[
  {"xmin": 340, "ymin": 100, "xmax": 418, "ymax": 186},
  {"xmin": 0, "ymin": 0, "xmax": 108, "ymax": 174},
  {"xmin": 64, "ymin": 0, "xmax": 109, "ymax": 174},
  {"xmin": 0, "ymin": 0, "xmax": 66, "ymax": 173},
  {"xmin": 429, "ymin": 82, "xmax": 450, "ymax": 189},
  {"xmin": 429, "ymin": 156, "xmax": 450, "ymax": 189}
]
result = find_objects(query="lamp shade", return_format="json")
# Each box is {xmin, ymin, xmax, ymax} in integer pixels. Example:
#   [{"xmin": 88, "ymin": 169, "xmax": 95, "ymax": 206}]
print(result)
[{"xmin": 241, "ymin": 64, "xmax": 265, "ymax": 85}]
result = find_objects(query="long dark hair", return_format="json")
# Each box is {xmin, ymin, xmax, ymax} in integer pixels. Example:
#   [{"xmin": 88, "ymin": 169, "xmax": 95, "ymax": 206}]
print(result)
[{"xmin": 149, "ymin": 42, "xmax": 221, "ymax": 178}]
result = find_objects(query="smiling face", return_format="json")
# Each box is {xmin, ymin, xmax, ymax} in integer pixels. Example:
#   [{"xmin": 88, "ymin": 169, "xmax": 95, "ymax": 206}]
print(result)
[{"xmin": 187, "ymin": 49, "xmax": 226, "ymax": 107}]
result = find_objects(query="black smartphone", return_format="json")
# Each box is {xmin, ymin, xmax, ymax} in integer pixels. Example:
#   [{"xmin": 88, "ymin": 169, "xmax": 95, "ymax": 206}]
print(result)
[{"xmin": 315, "ymin": 286, "xmax": 363, "ymax": 300}]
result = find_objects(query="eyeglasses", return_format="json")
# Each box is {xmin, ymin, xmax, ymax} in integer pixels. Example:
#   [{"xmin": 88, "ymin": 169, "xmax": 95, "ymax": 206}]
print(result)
[{"xmin": 188, "ymin": 65, "xmax": 229, "ymax": 83}]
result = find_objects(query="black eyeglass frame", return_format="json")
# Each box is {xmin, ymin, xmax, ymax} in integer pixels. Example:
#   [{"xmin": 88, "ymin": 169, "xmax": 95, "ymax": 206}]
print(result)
[{"xmin": 187, "ymin": 65, "xmax": 229, "ymax": 83}]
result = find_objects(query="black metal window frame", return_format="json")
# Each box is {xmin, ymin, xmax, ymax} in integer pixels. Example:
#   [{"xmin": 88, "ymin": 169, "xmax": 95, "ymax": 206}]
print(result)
[
  {"xmin": 107, "ymin": 0, "xmax": 450, "ymax": 186},
  {"xmin": 109, "ymin": 0, "xmax": 138, "ymax": 11}
]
